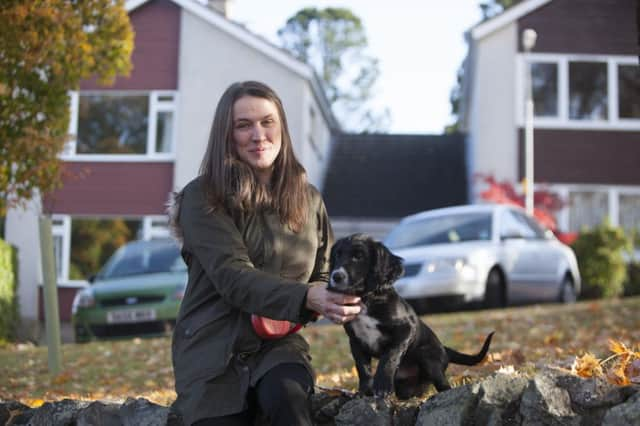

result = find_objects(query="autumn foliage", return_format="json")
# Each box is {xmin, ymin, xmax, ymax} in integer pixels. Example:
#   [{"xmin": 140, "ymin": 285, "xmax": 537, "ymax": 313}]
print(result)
[
  {"xmin": 572, "ymin": 339, "xmax": 640, "ymax": 386},
  {"xmin": 476, "ymin": 173, "xmax": 577, "ymax": 244},
  {"xmin": 0, "ymin": 0, "xmax": 133, "ymax": 215},
  {"xmin": 1, "ymin": 297, "xmax": 639, "ymax": 406}
]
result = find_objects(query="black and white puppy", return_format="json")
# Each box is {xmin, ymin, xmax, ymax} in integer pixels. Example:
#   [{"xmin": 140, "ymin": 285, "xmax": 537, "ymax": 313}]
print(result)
[{"xmin": 328, "ymin": 234, "xmax": 494, "ymax": 399}]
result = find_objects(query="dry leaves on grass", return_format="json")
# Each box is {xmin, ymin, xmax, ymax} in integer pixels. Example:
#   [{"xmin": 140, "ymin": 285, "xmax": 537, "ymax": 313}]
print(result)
[{"xmin": 571, "ymin": 339, "xmax": 640, "ymax": 386}]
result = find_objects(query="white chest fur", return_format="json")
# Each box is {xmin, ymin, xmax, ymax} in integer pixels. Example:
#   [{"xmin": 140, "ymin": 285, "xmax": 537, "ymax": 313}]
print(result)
[{"xmin": 349, "ymin": 313, "xmax": 383, "ymax": 354}]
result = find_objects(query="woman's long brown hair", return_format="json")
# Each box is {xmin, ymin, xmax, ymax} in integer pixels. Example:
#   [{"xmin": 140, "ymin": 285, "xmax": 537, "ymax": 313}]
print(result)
[{"xmin": 199, "ymin": 81, "xmax": 309, "ymax": 232}]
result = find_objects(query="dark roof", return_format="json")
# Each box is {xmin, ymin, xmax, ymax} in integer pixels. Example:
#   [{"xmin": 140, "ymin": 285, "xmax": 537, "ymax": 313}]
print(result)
[{"xmin": 322, "ymin": 133, "xmax": 468, "ymax": 218}]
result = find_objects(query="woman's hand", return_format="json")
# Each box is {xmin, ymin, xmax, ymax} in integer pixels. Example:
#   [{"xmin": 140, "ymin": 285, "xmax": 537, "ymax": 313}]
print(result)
[{"xmin": 306, "ymin": 283, "xmax": 361, "ymax": 324}]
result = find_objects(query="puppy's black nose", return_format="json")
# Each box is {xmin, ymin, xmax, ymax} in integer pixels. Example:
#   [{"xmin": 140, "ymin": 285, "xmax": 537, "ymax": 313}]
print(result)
[{"xmin": 331, "ymin": 270, "xmax": 346, "ymax": 285}]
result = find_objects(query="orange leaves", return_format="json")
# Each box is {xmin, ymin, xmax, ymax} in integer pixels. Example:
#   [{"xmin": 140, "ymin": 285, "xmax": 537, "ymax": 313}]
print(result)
[
  {"xmin": 604, "ymin": 339, "xmax": 640, "ymax": 386},
  {"xmin": 51, "ymin": 371, "xmax": 73, "ymax": 386},
  {"xmin": 316, "ymin": 366, "xmax": 359, "ymax": 390},
  {"xmin": 0, "ymin": 336, "xmax": 177, "ymax": 407},
  {"xmin": 571, "ymin": 352, "xmax": 603, "ymax": 378},
  {"xmin": 571, "ymin": 339, "xmax": 640, "ymax": 386},
  {"xmin": 608, "ymin": 339, "xmax": 630, "ymax": 355},
  {"xmin": 0, "ymin": 0, "xmax": 133, "ymax": 214}
]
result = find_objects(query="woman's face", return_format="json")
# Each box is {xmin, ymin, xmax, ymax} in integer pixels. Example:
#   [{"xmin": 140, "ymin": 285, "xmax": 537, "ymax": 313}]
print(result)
[{"xmin": 232, "ymin": 95, "xmax": 283, "ymax": 184}]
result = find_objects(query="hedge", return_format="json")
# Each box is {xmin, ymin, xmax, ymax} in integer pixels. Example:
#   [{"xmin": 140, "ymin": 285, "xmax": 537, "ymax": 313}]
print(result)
[
  {"xmin": 0, "ymin": 239, "xmax": 19, "ymax": 342},
  {"xmin": 571, "ymin": 221, "xmax": 631, "ymax": 299}
]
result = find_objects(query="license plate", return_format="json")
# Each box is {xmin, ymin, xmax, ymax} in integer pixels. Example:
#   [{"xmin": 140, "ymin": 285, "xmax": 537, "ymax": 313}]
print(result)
[{"xmin": 107, "ymin": 308, "xmax": 156, "ymax": 324}]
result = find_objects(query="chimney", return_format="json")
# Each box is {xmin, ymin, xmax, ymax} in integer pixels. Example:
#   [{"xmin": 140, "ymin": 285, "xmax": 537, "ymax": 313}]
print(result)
[{"xmin": 208, "ymin": 0, "xmax": 233, "ymax": 19}]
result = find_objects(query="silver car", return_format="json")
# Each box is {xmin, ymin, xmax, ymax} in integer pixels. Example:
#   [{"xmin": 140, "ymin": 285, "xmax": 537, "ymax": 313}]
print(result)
[{"xmin": 384, "ymin": 204, "xmax": 581, "ymax": 312}]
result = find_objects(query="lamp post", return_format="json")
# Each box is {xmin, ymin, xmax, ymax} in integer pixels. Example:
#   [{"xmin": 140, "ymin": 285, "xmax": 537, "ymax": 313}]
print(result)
[{"xmin": 522, "ymin": 28, "xmax": 537, "ymax": 216}]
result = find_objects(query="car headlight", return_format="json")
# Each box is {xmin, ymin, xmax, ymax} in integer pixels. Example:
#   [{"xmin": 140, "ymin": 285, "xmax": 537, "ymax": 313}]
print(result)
[
  {"xmin": 425, "ymin": 257, "xmax": 477, "ymax": 280},
  {"xmin": 425, "ymin": 257, "xmax": 466, "ymax": 272},
  {"xmin": 72, "ymin": 288, "xmax": 95, "ymax": 314}
]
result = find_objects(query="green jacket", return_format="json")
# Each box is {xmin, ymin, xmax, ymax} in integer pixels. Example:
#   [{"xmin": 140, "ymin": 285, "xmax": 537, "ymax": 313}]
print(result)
[{"xmin": 170, "ymin": 177, "xmax": 333, "ymax": 425}]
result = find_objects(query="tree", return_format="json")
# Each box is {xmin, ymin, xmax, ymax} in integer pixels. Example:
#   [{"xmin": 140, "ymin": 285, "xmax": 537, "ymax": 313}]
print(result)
[
  {"xmin": 0, "ymin": 0, "xmax": 133, "ymax": 216},
  {"xmin": 444, "ymin": 64, "xmax": 465, "ymax": 134},
  {"xmin": 446, "ymin": 0, "xmax": 525, "ymax": 133},
  {"xmin": 479, "ymin": 0, "xmax": 524, "ymax": 20},
  {"xmin": 278, "ymin": 7, "xmax": 390, "ymax": 132}
]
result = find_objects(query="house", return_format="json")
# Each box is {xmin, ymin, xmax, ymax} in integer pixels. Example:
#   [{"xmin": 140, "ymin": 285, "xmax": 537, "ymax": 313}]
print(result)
[
  {"xmin": 460, "ymin": 0, "xmax": 640, "ymax": 236},
  {"xmin": 322, "ymin": 133, "xmax": 469, "ymax": 240},
  {"xmin": 4, "ymin": 0, "xmax": 338, "ymax": 338}
]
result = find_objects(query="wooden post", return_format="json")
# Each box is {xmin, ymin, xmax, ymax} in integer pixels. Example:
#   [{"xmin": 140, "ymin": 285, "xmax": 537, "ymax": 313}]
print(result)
[{"xmin": 39, "ymin": 216, "xmax": 62, "ymax": 375}]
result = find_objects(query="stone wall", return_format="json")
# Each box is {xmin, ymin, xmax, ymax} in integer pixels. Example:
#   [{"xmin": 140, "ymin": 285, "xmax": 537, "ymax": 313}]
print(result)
[{"xmin": 2, "ymin": 368, "xmax": 639, "ymax": 426}]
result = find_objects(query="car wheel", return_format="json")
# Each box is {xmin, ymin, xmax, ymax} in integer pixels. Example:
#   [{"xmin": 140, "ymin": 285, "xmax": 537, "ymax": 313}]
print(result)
[
  {"xmin": 558, "ymin": 276, "xmax": 576, "ymax": 304},
  {"xmin": 484, "ymin": 269, "xmax": 506, "ymax": 309}
]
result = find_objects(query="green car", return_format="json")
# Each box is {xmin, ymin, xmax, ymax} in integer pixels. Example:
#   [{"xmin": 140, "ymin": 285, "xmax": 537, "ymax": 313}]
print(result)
[{"xmin": 72, "ymin": 239, "xmax": 187, "ymax": 343}]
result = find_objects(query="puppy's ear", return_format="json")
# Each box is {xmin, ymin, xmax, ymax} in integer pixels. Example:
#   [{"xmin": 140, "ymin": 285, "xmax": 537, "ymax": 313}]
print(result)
[{"xmin": 371, "ymin": 241, "xmax": 404, "ymax": 287}]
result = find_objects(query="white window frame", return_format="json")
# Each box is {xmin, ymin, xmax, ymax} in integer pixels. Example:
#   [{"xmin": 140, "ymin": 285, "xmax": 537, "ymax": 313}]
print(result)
[
  {"xmin": 63, "ymin": 90, "xmax": 179, "ymax": 162},
  {"xmin": 142, "ymin": 216, "xmax": 171, "ymax": 240},
  {"xmin": 51, "ymin": 215, "xmax": 171, "ymax": 285},
  {"xmin": 550, "ymin": 184, "xmax": 640, "ymax": 232},
  {"xmin": 515, "ymin": 53, "xmax": 640, "ymax": 131},
  {"xmin": 51, "ymin": 215, "xmax": 72, "ymax": 286}
]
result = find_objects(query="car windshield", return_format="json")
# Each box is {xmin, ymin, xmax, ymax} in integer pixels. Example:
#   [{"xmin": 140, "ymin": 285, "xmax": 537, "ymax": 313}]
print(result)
[
  {"xmin": 385, "ymin": 212, "xmax": 493, "ymax": 249},
  {"xmin": 96, "ymin": 240, "xmax": 186, "ymax": 280}
]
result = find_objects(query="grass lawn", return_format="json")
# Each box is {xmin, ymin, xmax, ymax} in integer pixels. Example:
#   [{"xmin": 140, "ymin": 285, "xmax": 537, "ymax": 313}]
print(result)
[{"xmin": 2, "ymin": 296, "xmax": 639, "ymax": 407}]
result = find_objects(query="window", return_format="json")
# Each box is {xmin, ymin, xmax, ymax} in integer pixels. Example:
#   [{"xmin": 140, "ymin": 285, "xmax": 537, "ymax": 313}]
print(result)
[
  {"xmin": 520, "ymin": 54, "xmax": 639, "ymax": 128},
  {"xmin": 66, "ymin": 91, "xmax": 177, "ymax": 158},
  {"xmin": 531, "ymin": 62, "xmax": 558, "ymax": 117},
  {"xmin": 569, "ymin": 62, "xmax": 608, "ymax": 120},
  {"xmin": 618, "ymin": 65, "xmax": 640, "ymax": 119},
  {"xmin": 620, "ymin": 194, "xmax": 640, "ymax": 236},
  {"xmin": 501, "ymin": 210, "xmax": 544, "ymax": 239},
  {"xmin": 51, "ymin": 217, "xmax": 70, "ymax": 282},
  {"xmin": 69, "ymin": 218, "xmax": 142, "ymax": 280},
  {"xmin": 385, "ymin": 212, "xmax": 492, "ymax": 249},
  {"xmin": 155, "ymin": 111, "xmax": 174, "ymax": 153},
  {"xmin": 515, "ymin": 211, "xmax": 547, "ymax": 238},
  {"xmin": 568, "ymin": 191, "xmax": 608, "ymax": 233},
  {"xmin": 51, "ymin": 215, "xmax": 169, "ymax": 283},
  {"xmin": 552, "ymin": 186, "xmax": 640, "ymax": 244},
  {"xmin": 78, "ymin": 94, "xmax": 149, "ymax": 154}
]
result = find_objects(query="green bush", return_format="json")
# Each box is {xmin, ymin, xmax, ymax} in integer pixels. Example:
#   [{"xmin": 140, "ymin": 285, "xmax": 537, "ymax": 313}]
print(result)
[
  {"xmin": 571, "ymin": 221, "xmax": 631, "ymax": 299},
  {"xmin": 0, "ymin": 239, "xmax": 19, "ymax": 343}
]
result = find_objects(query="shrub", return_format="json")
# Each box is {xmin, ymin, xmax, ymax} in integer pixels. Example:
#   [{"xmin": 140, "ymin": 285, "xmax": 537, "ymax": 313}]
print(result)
[
  {"xmin": 0, "ymin": 239, "xmax": 19, "ymax": 342},
  {"xmin": 571, "ymin": 221, "xmax": 631, "ymax": 299}
]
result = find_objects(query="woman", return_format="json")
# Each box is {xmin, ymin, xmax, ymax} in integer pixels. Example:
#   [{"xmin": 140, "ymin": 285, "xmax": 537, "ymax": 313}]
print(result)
[{"xmin": 169, "ymin": 81, "xmax": 361, "ymax": 426}]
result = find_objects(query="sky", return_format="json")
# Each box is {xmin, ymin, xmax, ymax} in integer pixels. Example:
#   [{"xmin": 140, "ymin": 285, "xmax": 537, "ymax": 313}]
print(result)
[{"xmin": 229, "ymin": 0, "xmax": 485, "ymax": 134}]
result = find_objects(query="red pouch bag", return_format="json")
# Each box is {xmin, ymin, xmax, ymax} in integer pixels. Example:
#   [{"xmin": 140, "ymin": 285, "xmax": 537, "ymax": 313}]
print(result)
[{"xmin": 251, "ymin": 315, "xmax": 303, "ymax": 340}]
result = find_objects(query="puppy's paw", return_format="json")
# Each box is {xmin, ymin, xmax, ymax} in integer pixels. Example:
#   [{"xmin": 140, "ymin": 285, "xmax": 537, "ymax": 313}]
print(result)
[
  {"xmin": 372, "ymin": 380, "xmax": 393, "ymax": 397},
  {"xmin": 373, "ymin": 389, "xmax": 392, "ymax": 398}
]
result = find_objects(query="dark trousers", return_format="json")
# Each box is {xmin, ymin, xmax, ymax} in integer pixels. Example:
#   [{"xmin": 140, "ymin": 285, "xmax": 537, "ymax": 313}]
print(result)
[{"xmin": 193, "ymin": 363, "xmax": 313, "ymax": 426}]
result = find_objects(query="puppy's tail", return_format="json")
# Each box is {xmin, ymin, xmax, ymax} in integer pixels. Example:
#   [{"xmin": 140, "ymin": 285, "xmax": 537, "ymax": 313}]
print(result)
[{"xmin": 445, "ymin": 331, "xmax": 494, "ymax": 366}]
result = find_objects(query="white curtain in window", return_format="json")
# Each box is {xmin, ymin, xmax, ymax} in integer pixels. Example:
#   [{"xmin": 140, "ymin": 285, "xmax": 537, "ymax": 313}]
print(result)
[{"xmin": 568, "ymin": 191, "xmax": 608, "ymax": 232}]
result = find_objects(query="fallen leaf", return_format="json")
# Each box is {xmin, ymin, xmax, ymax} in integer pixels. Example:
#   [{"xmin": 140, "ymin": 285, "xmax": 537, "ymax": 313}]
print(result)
[
  {"xmin": 571, "ymin": 353, "xmax": 603, "ymax": 378},
  {"xmin": 497, "ymin": 365, "xmax": 516, "ymax": 375},
  {"xmin": 51, "ymin": 371, "xmax": 73, "ymax": 385},
  {"xmin": 608, "ymin": 339, "xmax": 629, "ymax": 355},
  {"xmin": 607, "ymin": 365, "xmax": 630, "ymax": 386}
]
